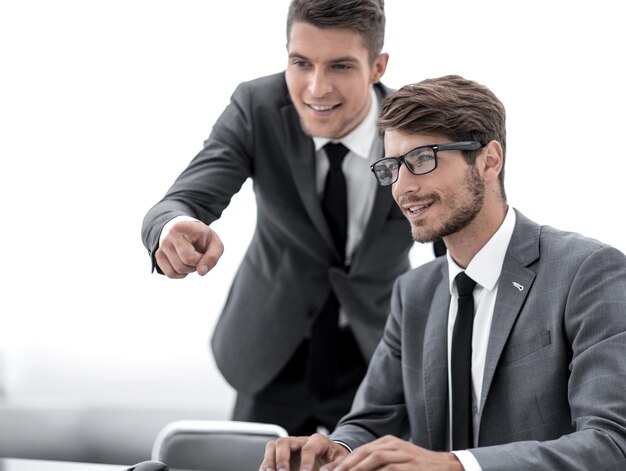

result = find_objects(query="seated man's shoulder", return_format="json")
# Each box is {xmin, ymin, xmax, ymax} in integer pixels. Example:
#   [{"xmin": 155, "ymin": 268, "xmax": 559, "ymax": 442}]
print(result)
[{"xmin": 540, "ymin": 224, "xmax": 622, "ymax": 260}]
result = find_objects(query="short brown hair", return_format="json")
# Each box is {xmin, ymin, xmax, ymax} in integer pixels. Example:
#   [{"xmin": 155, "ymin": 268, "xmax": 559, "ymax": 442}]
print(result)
[
  {"xmin": 286, "ymin": 0, "xmax": 385, "ymax": 64},
  {"xmin": 378, "ymin": 75, "xmax": 507, "ymax": 197}
]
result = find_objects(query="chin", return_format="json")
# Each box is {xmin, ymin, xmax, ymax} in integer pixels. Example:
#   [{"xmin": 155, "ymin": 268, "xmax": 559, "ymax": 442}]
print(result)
[
  {"xmin": 303, "ymin": 126, "xmax": 334, "ymax": 139},
  {"xmin": 299, "ymin": 116, "xmax": 341, "ymax": 139},
  {"xmin": 410, "ymin": 225, "xmax": 440, "ymax": 244}
]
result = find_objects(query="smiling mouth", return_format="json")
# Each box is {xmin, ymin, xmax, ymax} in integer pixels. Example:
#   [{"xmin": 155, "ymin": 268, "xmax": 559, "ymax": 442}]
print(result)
[
  {"xmin": 307, "ymin": 103, "xmax": 341, "ymax": 112},
  {"xmin": 406, "ymin": 202, "xmax": 433, "ymax": 215}
]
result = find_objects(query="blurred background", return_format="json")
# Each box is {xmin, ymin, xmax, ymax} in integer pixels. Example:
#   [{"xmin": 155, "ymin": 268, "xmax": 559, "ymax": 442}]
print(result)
[{"xmin": 1, "ymin": 0, "xmax": 624, "ymax": 465}]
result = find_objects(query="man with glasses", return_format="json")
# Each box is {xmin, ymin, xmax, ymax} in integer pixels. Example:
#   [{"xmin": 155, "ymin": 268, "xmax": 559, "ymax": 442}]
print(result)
[
  {"xmin": 141, "ymin": 0, "xmax": 445, "ymax": 436},
  {"xmin": 261, "ymin": 75, "xmax": 626, "ymax": 470},
  {"xmin": 371, "ymin": 141, "xmax": 483, "ymax": 186}
]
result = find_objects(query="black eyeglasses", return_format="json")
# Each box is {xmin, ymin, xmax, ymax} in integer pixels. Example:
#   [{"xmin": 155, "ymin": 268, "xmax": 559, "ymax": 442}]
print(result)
[{"xmin": 370, "ymin": 141, "xmax": 484, "ymax": 186}]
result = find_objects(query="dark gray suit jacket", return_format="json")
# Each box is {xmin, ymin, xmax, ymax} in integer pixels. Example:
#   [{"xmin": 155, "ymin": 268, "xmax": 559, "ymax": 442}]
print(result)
[
  {"xmin": 331, "ymin": 210, "xmax": 626, "ymax": 469},
  {"xmin": 142, "ymin": 72, "xmax": 413, "ymax": 394}
]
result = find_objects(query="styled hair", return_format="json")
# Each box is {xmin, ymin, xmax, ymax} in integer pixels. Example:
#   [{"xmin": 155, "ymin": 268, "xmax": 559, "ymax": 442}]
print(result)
[
  {"xmin": 286, "ymin": 0, "xmax": 385, "ymax": 63},
  {"xmin": 378, "ymin": 75, "xmax": 507, "ymax": 197}
]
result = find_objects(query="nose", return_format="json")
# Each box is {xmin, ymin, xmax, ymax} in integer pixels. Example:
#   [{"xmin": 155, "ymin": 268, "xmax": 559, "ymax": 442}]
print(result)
[
  {"xmin": 392, "ymin": 162, "xmax": 419, "ymax": 197},
  {"xmin": 308, "ymin": 68, "xmax": 332, "ymax": 97}
]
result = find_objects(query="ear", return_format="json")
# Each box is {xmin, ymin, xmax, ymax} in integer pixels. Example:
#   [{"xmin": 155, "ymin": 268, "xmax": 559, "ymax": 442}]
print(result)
[
  {"xmin": 370, "ymin": 52, "xmax": 389, "ymax": 84},
  {"xmin": 480, "ymin": 140, "xmax": 504, "ymax": 183}
]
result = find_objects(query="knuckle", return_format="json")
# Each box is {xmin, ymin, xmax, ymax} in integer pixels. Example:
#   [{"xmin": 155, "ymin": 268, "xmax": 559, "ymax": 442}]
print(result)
[{"xmin": 302, "ymin": 436, "xmax": 320, "ymax": 449}]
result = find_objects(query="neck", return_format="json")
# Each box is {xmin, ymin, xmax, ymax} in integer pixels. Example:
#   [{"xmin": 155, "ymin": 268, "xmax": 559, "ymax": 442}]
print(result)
[{"xmin": 444, "ymin": 202, "xmax": 508, "ymax": 269}]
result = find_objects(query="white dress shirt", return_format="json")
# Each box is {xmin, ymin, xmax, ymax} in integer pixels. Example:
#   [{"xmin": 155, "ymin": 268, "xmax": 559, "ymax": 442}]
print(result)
[
  {"xmin": 448, "ymin": 207, "xmax": 516, "ymax": 471},
  {"xmin": 312, "ymin": 87, "xmax": 380, "ymax": 327},
  {"xmin": 312, "ymin": 86, "xmax": 380, "ymax": 264}
]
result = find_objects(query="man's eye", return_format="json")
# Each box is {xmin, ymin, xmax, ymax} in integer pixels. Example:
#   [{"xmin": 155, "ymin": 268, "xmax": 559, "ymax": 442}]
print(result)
[
  {"xmin": 408, "ymin": 152, "xmax": 435, "ymax": 167},
  {"xmin": 332, "ymin": 64, "xmax": 351, "ymax": 70},
  {"xmin": 292, "ymin": 60, "xmax": 309, "ymax": 68}
]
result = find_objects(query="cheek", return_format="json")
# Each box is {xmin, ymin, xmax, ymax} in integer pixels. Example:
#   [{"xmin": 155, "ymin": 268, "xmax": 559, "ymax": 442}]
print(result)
[
  {"xmin": 391, "ymin": 185, "xmax": 399, "ymax": 200},
  {"xmin": 340, "ymin": 76, "xmax": 370, "ymax": 103},
  {"xmin": 285, "ymin": 71, "xmax": 302, "ymax": 100},
  {"xmin": 391, "ymin": 185, "xmax": 403, "ymax": 205}
]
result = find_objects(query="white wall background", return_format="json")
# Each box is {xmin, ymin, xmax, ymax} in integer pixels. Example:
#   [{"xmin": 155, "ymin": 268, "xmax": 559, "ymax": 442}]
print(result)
[{"xmin": 1, "ymin": 0, "xmax": 624, "ymax": 414}]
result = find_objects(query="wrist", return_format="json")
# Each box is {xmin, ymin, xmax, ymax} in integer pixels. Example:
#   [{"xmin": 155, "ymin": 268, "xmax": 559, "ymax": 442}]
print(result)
[{"xmin": 448, "ymin": 451, "xmax": 465, "ymax": 470}]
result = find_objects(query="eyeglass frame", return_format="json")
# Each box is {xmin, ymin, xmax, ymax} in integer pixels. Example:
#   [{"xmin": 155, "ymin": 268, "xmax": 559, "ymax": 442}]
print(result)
[{"xmin": 370, "ymin": 141, "xmax": 484, "ymax": 186}]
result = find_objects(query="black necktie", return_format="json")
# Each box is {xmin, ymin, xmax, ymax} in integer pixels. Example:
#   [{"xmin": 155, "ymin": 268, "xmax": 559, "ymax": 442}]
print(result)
[
  {"xmin": 321, "ymin": 142, "xmax": 349, "ymax": 260},
  {"xmin": 451, "ymin": 271, "xmax": 477, "ymax": 450},
  {"xmin": 306, "ymin": 142, "xmax": 349, "ymax": 399}
]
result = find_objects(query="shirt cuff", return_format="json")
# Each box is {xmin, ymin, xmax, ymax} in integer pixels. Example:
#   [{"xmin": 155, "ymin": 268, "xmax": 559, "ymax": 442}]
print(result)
[
  {"xmin": 333, "ymin": 440, "xmax": 353, "ymax": 453},
  {"xmin": 451, "ymin": 450, "xmax": 482, "ymax": 471}
]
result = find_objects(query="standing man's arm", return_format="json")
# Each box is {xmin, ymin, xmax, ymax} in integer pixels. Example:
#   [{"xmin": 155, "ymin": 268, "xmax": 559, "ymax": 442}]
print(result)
[{"xmin": 141, "ymin": 81, "xmax": 255, "ymax": 276}]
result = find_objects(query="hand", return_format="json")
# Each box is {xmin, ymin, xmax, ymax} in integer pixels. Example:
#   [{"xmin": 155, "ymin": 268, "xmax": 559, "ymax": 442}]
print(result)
[
  {"xmin": 260, "ymin": 433, "xmax": 349, "ymax": 471},
  {"xmin": 330, "ymin": 435, "xmax": 463, "ymax": 471},
  {"xmin": 155, "ymin": 220, "xmax": 224, "ymax": 278}
]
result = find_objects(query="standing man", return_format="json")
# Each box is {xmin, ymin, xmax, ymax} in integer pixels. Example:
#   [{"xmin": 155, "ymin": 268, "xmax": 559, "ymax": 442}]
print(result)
[
  {"xmin": 142, "ymin": 0, "xmax": 430, "ymax": 435},
  {"xmin": 262, "ymin": 75, "xmax": 626, "ymax": 470}
]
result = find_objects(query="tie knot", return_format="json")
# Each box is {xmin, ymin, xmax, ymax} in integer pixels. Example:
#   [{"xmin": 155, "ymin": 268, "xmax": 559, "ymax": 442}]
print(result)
[
  {"xmin": 325, "ymin": 142, "xmax": 349, "ymax": 169},
  {"xmin": 455, "ymin": 271, "xmax": 477, "ymax": 296}
]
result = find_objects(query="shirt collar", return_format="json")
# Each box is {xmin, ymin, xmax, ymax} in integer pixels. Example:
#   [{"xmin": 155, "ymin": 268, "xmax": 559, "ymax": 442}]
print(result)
[
  {"xmin": 447, "ymin": 207, "xmax": 516, "ymax": 294},
  {"xmin": 312, "ymin": 87, "xmax": 378, "ymax": 160}
]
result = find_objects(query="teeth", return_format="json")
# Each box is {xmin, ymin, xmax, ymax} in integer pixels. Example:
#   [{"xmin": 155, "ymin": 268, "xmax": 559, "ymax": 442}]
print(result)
[
  {"xmin": 310, "ymin": 104, "xmax": 335, "ymax": 111},
  {"xmin": 409, "ymin": 204, "xmax": 429, "ymax": 213}
]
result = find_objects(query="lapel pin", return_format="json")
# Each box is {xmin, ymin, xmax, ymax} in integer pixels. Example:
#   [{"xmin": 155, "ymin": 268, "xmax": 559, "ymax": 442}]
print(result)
[{"xmin": 512, "ymin": 282, "xmax": 524, "ymax": 291}]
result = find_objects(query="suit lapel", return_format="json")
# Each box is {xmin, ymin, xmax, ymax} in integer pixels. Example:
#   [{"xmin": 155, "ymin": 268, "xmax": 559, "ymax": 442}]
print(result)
[
  {"xmin": 280, "ymin": 104, "xmax": 336, "ymax": 252},
  {"xmin": 422, "ymin": 267, "xmax": 452, "ymax": 451},
  {"xmin": 478, "ymin": 210, "xmax": 540, "ymax": 419},
  {"xmin": 353, "ymin": 184, "xmax": 397, "ymax": 259}
]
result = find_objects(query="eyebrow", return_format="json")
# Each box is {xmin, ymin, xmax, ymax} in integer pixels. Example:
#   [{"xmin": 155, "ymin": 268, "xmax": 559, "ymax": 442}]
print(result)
[{"xmin": 288, "ymin": 52, "xmax": 360, "ymax": 64}]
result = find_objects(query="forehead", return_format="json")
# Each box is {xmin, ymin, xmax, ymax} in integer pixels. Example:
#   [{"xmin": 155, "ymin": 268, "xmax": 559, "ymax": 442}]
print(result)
[
  {"xmin": 287, "ymin": 21, "xmax": 369, "ymax": 63},
  {"xmin": 384, "ymin": 131, "xmax": 449, "ymax": 156}
]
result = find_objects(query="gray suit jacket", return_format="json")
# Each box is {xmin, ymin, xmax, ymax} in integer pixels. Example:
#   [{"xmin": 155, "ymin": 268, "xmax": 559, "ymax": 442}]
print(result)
[
  {"xmin": 141, "ymin": 72, "xmax": 413, "ymax": 394},
  {"xmin": 331, "ymin": 210, "xmax": 626, "ymax": 469}
]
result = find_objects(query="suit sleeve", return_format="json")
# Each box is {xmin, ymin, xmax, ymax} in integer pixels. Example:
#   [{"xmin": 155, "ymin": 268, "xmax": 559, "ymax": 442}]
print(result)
[
  {"xmin": 472, "ymin": 245, "xmax": 626, "ymax": 470},
  {"xmin": 140, "ymin": 82, "xmax": 255, "ymax": 265},
  {"xmin": 330, "ymin": 277, "xmax": 410, "ymax": 447}
]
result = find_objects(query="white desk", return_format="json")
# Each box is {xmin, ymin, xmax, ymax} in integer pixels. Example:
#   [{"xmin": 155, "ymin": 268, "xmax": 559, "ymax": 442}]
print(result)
[
  {"xmin": 0, "ymin": 459, "xmax": 196, "ymax": 471},
  {"xmin": 0, "ymin": 459, "xmax": 126, "ymax": 471}
]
